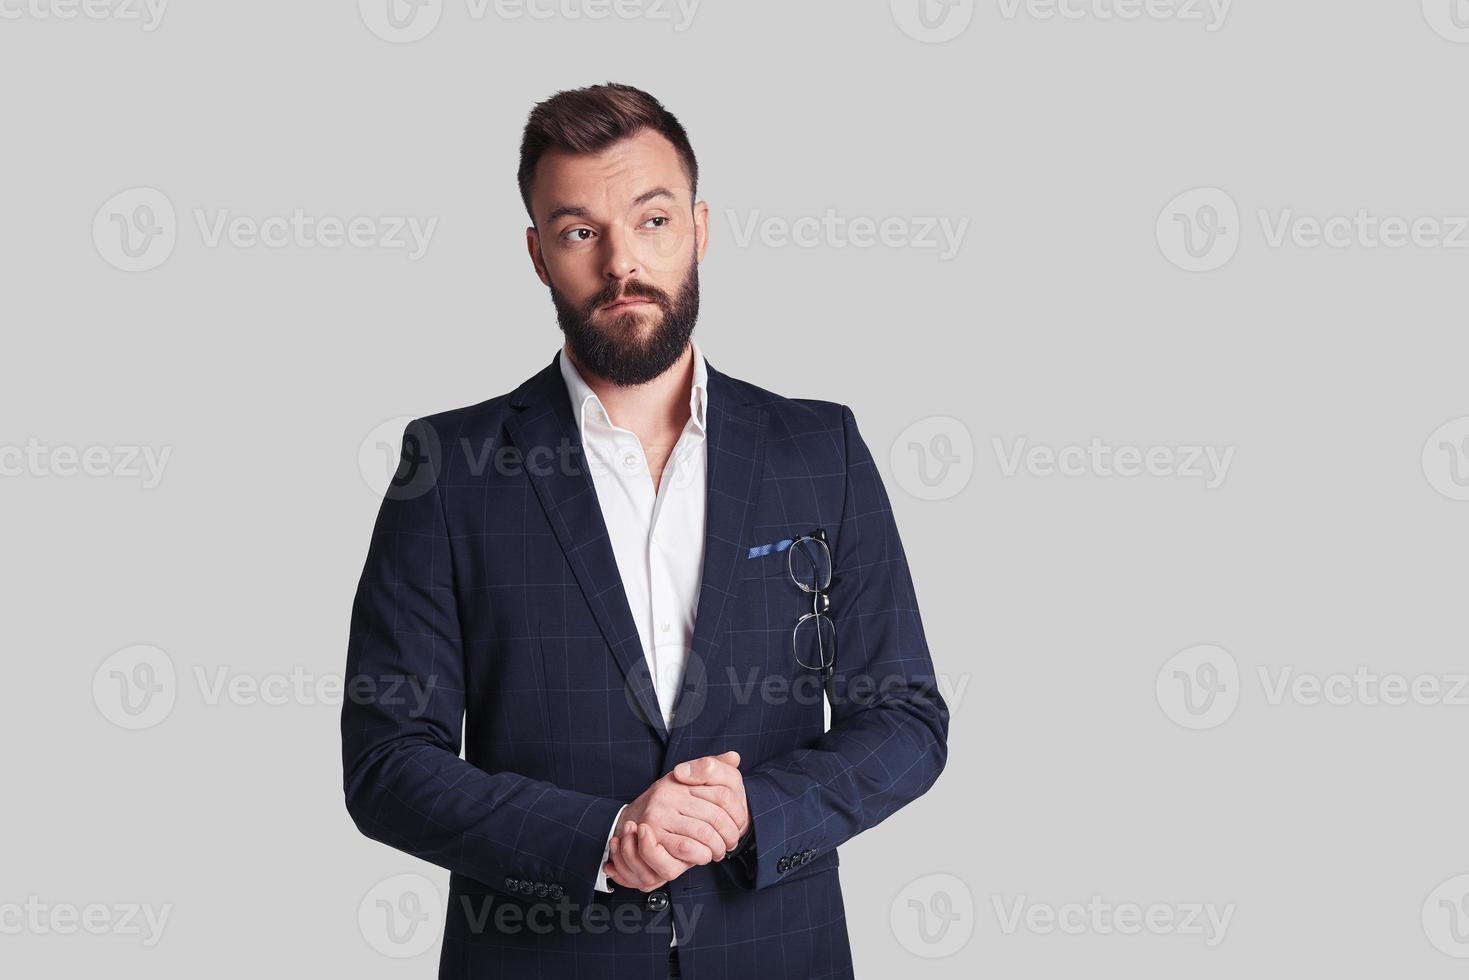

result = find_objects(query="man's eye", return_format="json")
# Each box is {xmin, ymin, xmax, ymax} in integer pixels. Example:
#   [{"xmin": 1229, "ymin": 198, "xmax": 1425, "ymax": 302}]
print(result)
[
  {"xmin": 642, "ymin": 216, "xmax": 669, "ymax": 229},
  {"xmin": 561, "ymin": 228, "xmax": 594, "ymax": 243}
]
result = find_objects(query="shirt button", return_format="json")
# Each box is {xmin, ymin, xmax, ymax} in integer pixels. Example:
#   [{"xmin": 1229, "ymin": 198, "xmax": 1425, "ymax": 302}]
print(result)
[
  {"xmin": 659, "ymin": 622, "xmax": 670, "ymax": 632},
  {"xmin": 622, "ymin": 452, "xmax": 637, "ymax": 468}
]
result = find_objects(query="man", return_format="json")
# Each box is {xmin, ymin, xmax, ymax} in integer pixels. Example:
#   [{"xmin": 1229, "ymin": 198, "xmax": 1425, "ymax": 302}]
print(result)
[{"xmin": 342, "ymin": 82, "xmax": 948, "ymax": 979}]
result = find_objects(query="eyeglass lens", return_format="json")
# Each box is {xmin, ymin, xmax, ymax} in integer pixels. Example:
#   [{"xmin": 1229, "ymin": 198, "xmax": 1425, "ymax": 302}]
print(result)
[
  {"xmin": 789, "ymin": 537, "xmax": 832, "ymax": 592},
  {"xmin": 794, "ymin": 612, "xmax": 837, "ymax": 671}
]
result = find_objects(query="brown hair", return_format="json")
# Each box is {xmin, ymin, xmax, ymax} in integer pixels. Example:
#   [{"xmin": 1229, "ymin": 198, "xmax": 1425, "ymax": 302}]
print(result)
[{"xmin": 518, "ymin": 82, "xmax": 699, "ymax": 223}]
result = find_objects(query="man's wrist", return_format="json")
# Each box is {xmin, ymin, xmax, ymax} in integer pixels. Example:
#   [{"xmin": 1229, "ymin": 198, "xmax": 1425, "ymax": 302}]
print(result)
[
  {"xmin": 593, "ymin": 804, "xmax": 627, "ymax": 893},
  {"xmin": 725, "ymin": 822, "xmax": 755, "ymax": 862}
]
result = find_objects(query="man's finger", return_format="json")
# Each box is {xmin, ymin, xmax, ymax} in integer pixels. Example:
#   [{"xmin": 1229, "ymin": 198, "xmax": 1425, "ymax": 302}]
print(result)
[
  {"xmin": 676, "ymin": 796, "xmax": 741, "ymax": 850},
  {"xmin": 608, "ymin": 834, "xmax": 643, "ymax": 890},
  {"xmin": 673, "ymin": 753, "xmax": 742, "ymax": 789},
  {"xmin": 669, "ymin": 806, "xmax": 735, "ymax": 856},
  {"xmin": 612, "ymin": 822, "xmax": 657, "ymax": 890},
  {"xmin": 687, "ymin": 783, "xmax": 744, "ymax": 809},
  {"xmin": 637, "ymin": 823, "xmax": 690, "ymax": 882},
  {"xmin": 657, "ymin": 830, "xmax": 716, "ymax": 865}
]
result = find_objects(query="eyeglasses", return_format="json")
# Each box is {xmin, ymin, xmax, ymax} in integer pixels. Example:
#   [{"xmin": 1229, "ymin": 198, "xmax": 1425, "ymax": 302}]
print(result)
[{"xmin": 788, "ymin": 529, "xmax": 835, "ymax": 680}]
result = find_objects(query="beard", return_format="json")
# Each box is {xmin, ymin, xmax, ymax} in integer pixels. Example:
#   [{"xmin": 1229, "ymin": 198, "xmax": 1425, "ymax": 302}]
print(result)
[{"xmin": 550, "ymin": 259, "xmax": 700, "ymax": 387}]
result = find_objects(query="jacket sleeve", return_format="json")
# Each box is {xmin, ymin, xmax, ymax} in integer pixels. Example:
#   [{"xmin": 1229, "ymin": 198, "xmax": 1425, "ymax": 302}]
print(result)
[
  {"xmin": 737, "ymin": 404, "xmax": 949, "ymax": 889},
  {"xmin": 341, "ymin": 420, "xmax": 624, "ymax": 907}
]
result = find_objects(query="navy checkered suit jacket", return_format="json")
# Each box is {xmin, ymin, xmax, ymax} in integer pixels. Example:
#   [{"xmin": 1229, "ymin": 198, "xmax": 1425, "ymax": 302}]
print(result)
[{"xmin": 342, "ymin": 351, "xmax": 948, "ymax": 978}]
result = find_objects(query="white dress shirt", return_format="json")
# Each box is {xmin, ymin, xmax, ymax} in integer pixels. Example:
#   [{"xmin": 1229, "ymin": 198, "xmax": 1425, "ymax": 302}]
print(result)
[{"xmin": 557, "ymin": 339, "xmax": 709, "ymax": 922}]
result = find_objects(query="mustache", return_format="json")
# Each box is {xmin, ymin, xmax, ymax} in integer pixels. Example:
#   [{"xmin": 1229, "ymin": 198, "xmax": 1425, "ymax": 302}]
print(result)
[{"xmin": 584, "ymin": 279, "xmax": 671, "ymax": 315}]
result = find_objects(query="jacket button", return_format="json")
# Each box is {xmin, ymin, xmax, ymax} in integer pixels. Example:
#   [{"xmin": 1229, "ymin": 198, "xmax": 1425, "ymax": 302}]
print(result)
[
  {"xmin": 549, "ymin": 885, "xmax": 564, "ymax": 900},
  {"xmin": 777, "ymin": 857, "xmax": 790, "ymax": 873},
  {"xmin": 646, "ymin": 891, "xmax": 669, "ymax": 912},
  {"xmin": 534, "ymin": 883, "xmax": 548, "ymax": 897},
  {"xmin": 505, "ymin": 877, "xmax": 518, "ymax": 891},
  {"xmin": 519, "ymin": 881, "xmax": 535, "ymax": 895}
]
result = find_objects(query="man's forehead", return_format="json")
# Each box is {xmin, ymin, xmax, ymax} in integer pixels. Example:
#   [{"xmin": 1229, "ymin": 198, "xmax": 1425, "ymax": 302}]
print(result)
[{"xmin": 532, "ymin": 129, "xmax": 690, "ymax": 218}]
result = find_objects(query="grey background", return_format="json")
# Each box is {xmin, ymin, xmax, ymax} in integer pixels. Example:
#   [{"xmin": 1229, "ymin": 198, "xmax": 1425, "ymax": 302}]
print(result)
[{"xmin": 3, "ymin": 0, "xmax": 1468, "ymax": 975}]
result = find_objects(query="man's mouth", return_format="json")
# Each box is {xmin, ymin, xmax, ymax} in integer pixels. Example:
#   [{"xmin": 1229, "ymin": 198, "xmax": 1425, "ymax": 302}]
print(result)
[{"xmin": 602, "ymin": 297, "xmax": 657, "ymax": 312}]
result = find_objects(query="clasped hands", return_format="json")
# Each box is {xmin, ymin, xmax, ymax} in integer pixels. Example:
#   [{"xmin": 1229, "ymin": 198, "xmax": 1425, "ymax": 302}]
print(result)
[{"xmin": 602, "ymin": 750, "xmax": 749, "ymax": 892}]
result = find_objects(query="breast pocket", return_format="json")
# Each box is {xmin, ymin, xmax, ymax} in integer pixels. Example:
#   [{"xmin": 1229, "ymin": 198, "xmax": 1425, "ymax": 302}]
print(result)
[
  {"xmin": 735, "ymin": 538, "xmax": 803, "ymax": 626},
  {"xmin": 729, "ymin": 539, "xmax": 799, "ymax": 648},
  {"xmin": 726, "ymin": 536, "xmax": 829, "ymax": 727},
  {"xmin": 739, "ymin": 531, "xmax": 810, "ymax": 579}
]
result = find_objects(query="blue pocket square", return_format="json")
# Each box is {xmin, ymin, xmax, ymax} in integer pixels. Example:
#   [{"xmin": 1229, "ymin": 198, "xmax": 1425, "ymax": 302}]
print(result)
[{"xmin": 747, "ymin": 538, "xmax": 796, "ymax": 559}]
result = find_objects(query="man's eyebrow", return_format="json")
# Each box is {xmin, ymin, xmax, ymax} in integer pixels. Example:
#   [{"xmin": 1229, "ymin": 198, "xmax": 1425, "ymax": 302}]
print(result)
[
  {"xmin": 631, "ymin": 186, "xmax": 675, "ymax": 207},
  {"xmin": 545, "ymin": 203, "xmax": 590, "ymax": 224},
  {"xmin": 543, "ymin": 188, "xmax": 677, "ymax": 226}
]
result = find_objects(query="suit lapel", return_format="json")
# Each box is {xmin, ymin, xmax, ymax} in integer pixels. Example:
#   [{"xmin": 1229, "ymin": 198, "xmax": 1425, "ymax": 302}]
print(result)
[
  {"xmin": 505, "ymin": 353, "xmax": 669, "ymax": 742},
  {"xmin": 503, "ymin": 351, "xmax": 768, "ymax": 751},
  {"xmin": 667, "ymin": 362, "xmax": 766, "ymax": 754}
]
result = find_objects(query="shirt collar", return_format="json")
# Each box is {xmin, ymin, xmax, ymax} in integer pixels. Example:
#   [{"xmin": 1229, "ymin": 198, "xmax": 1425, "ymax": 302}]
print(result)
[{"xmin": 558, "ymin": 338, "xmax": 709, "ymax": 441}]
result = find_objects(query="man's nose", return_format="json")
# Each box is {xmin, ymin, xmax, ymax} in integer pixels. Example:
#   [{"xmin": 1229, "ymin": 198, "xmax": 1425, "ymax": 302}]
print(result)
[{"xmin": 600, "ymin": 225, "xmax": 639, "ymax": 282}]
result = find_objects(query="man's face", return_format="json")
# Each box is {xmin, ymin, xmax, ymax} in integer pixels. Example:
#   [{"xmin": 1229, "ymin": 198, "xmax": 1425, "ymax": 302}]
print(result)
[{"xmin": 526, "ymin": 127, "xmax": 709, "ymax": 386}]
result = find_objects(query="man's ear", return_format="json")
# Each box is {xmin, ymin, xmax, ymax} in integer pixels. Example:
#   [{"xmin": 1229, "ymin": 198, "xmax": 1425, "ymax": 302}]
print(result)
[
  {"xmin": 693, "ymin": 200, "xmax": 710, "ymax": 263},
  {"xmin": 526, "ymin": 225, "xmax": 552, "ymax": 287}
]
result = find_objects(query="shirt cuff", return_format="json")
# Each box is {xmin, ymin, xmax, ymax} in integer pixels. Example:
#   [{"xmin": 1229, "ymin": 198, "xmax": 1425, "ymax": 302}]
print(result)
[{"xmin": 593, "ymin": 805, "xmax": 627, "ymax": 893}]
